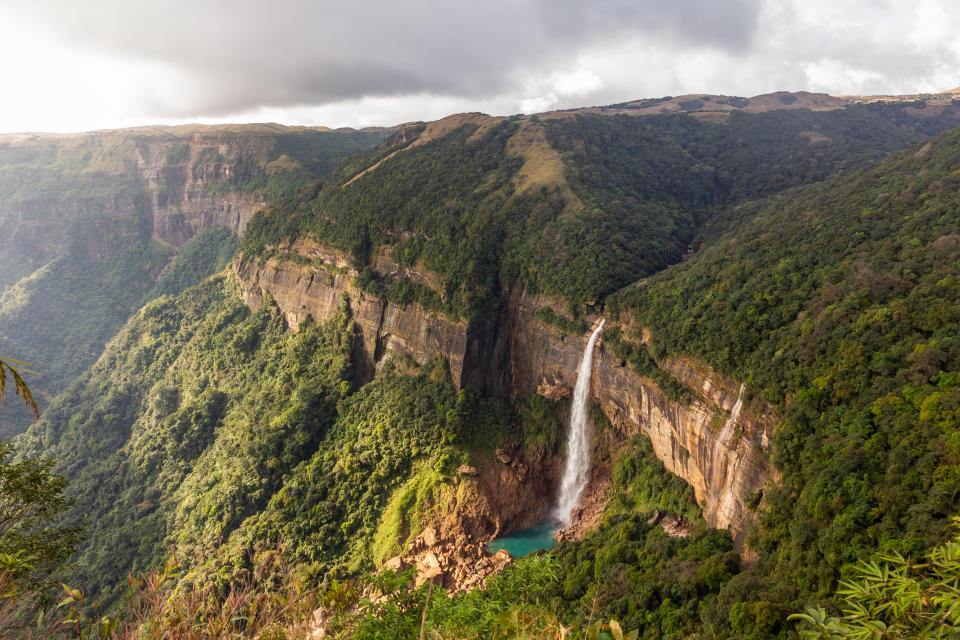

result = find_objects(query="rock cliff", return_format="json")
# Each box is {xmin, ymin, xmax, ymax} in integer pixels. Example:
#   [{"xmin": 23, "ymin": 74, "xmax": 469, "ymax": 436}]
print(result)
[
  {"xmin": 394, "ymin": 440, "xmax": 561, "ymax": 591},
  {"xmin": 135, "ymin": 137, "xmax": 268, "ymax": 246},
  {"xmin": 505, "ymin": 288, "xmax": 774, "ymax": 546},
  {"xmin": 235, "ymin": 243, "xmax": 776, "ymax": 548},
  {"xmin": 237, "ymin": 239, "xmax": 479, "ymax": 387},
  {"xmin": 0, "ymin": 125, "xmax": 388, "ymax": 259}
]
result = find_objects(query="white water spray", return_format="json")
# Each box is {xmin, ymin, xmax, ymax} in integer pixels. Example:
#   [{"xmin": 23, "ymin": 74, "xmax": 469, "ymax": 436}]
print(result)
[
  {"xmin": 713, "ymin": 383, "xmax": 746, "ymax": 471},
  {"xmin": 554, "ymin": 319, "xmax": 605, "ymax": 525}
]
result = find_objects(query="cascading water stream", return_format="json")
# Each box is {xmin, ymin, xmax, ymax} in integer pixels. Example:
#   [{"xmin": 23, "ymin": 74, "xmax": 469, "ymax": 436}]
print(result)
[
  {"xmin": 712, "ymin": 382, "xmax": 746, "ymax": 479},
  {"xmin": 553, "ymin": 319, "xmax": 605, "ymax": 525}
]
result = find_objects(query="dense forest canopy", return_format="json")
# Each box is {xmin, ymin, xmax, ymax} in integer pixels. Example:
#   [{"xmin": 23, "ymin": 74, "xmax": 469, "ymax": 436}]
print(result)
[
  {"xmin": 608, "ymin": 121, "xmax": 960, "ymax": 632},
  {"xmin": 4, "ymin": 98, "xmax": 960, "ymax": 638},
  {"xmin": 242, "ymin": 102, "xmax": 960, "ymax": 311}
]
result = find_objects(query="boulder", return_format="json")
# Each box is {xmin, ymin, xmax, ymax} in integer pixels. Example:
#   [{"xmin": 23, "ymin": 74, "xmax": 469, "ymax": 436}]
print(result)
[
  {"xmin": 458, "ymin": 465, "xmax": 479, "ymax": 476},
  {"xmin": 421, "ymin": 527, "xmax": 438, "ymax": 547},
  {"xmin": 416, "ymin": 566, "xmax": 445, "ymax": 587}
]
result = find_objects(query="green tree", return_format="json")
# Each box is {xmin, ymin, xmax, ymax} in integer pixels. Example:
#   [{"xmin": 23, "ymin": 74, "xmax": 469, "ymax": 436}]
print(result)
[
  {"xmin": 791, "ymin": 518, "xmax": 960, "ymax": 639},
  {"xmin": 0, "ymin": 440, "xmax": 82, "ymax": 637},
  {"xmin": 0, "ymin": 441, "xmax": 82, "ymax": 590}
]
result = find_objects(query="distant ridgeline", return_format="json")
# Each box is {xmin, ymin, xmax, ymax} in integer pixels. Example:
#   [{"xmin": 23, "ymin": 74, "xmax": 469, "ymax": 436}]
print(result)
[
  {"xmin": 0, "ymin": 125, "xmax": 388, "ymax": 435},
  {"xmin": 8, "ymin": 92, "xmax": 960, "ymax": 639},
  {"xmin": 240, "ymin": 99, "xmax": 960, "ymax": 315}
]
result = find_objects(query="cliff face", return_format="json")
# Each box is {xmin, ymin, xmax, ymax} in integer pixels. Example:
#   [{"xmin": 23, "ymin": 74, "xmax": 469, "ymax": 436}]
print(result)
[
  {"xmin": 0, "ymin": 125, "xmax": 387, "ymax": 435},
  {"xmin": 0, "ymin": 125, "xmax": 389, "ymax": 260},
  {"xmin": 235, "ymin": 244, "xmax": 776, "ymax": 545},
  {"xmin": 237, "ymin": 240, "xmax": 479, "ymax": 387},
  {"xmin": 135, "ymin": 134, "xmax": 272, "ymax": 246},
  {"xmin": 505, "ymin": 288, "xmax": 774, "ymax": 545}
]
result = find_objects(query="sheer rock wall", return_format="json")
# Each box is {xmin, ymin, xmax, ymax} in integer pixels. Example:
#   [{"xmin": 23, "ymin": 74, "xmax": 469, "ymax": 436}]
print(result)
[{"xmin": 236, "ymin": 244, "xmax": 776, "ymax": 546}]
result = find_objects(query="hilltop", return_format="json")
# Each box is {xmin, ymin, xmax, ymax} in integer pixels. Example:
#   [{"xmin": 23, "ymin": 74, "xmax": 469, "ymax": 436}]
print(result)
[{"xmin": 5, "ymin": 90, "xmax": 960, "ymax": 638}]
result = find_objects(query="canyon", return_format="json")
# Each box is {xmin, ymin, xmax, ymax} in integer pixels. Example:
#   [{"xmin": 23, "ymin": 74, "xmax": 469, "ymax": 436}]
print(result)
[
  {"xmin": 0, "ymin": 126, "xmax": 387, "ymax": 433},
  {"xmin": 236, "ymin": 240, "xmax": 777, "ymax": 567}
]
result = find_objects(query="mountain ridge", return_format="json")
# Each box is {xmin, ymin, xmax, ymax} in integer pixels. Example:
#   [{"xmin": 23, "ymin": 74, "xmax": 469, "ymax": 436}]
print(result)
[{"xmin": 6, "ymin": 91, "xmax": 960, "ymax": 638}]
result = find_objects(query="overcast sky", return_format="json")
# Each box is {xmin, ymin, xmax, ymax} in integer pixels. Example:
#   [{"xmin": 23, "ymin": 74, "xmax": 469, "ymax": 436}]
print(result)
[{"xmin": 0, "ymin": 0, "xmax": 957, "ymax": 133}]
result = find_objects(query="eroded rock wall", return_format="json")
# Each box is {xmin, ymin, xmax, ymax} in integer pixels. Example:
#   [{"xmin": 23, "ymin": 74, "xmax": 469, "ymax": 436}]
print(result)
[
  {"xmin": 504, "ymin": 287, "xmax": 774, "ymax": 545},
  {"xmin": 235, "ymin": 243, "xmax": 776, "ymax": 546},
  {"xmin": 236, "ymin": 239, "xmax": 477, "ymax": 387},
  {"xmin": 135, "ymin": 135, "xmax": 270, "ymax": 246}
]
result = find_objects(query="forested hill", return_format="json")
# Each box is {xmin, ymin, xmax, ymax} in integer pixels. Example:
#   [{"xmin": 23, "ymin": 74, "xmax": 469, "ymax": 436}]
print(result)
[
  {"xmin": 241, "ymin": 100, "xmax": 960, "ymax": 315},
  {"xmin": 605, "ymin": 121, "xmax": 960, "ymax": 633},
  {"xmin": 7, "ymin": 95, "xmax": 960, "ymax": 639},
  {"xmin": 0, "ymin": 125, "xmax": 388, "ymax": 435}
]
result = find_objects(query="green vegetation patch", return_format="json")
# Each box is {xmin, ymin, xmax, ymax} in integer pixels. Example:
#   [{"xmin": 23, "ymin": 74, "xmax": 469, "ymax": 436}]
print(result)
[
  {"xmin": 243, "ymin": 104, "xmax": 960, "ymax": 316},
  {"xmin": 146, "ymin": 227, "xmax": 238, "ymax": 300},
  {"xmin": 534, "ymin": 306, "xmax": 587, "ymax": 336},
  {"xmin": 608, "ymin": 123, "xmax": 960, "ymax": 632},
  {"xmin": 602, "ymin": 325, "xmax": 687, "ymax": 402}
]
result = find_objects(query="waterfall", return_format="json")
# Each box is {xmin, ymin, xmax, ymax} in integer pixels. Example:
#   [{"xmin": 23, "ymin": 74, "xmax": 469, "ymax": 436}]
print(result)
[
  {"xmin": 712, "ymin": 382, "xmax": 746, "ymax": 476},
  {"xmin": 554, "ymin": 319, "xmax": 605, "ymax": 525}
]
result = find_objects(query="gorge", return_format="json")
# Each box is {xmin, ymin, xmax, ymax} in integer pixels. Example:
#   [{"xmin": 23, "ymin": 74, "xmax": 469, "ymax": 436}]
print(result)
[
  {"xmin": 6, "ymin": 89, "xmax": 960, "ymax": 638},
  {"xmin": 236, "ymin": 243, "xmax": 773, "ymax": 549}
]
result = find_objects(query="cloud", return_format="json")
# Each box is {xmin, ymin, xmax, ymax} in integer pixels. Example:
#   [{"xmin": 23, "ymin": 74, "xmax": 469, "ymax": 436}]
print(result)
[
  {"xmin": 2, "ymin": 0, "xmax": 761, "ymax": 117},
  {"xmin": 0, "ymin": 0, "xmax": 958, "ymax": 132}
]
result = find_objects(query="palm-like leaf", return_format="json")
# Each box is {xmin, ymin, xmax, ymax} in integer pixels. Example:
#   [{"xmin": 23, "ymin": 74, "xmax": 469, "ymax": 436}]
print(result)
[{"xmin": 0, "ymin": 357, "xmax": 39, "ymax": 421}]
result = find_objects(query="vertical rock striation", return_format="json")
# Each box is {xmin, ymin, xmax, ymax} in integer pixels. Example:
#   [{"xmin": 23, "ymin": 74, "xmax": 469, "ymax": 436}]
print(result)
[
  {"xmin": 134, "ymin": 134, "xmax": 271, "ymax": 245},
  {"xmin": 234, "ymin": 243, "xmax": 776, "ymax": 546}
]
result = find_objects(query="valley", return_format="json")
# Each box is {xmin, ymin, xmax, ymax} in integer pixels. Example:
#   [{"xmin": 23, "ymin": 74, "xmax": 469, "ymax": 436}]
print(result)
[
  {"xmin": 3, "ymin": 90, "xmax": 960, "ymax": 638},
  {"xmin": 0, "ymin": 125, "xmax": 388, "ymax": 434}
]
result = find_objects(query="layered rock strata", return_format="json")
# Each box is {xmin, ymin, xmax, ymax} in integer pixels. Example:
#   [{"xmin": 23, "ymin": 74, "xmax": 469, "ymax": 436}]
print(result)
[
  {"xmin": 236, "ymin": 239, "xmax": 480, "ymax": 387},
  {"xmin": 134, "ymin": 134, "xmax": 270, "ymax": 245},
  {"xmin": 235, "ymin": 244, "xmax": 776, "ymax": 548},
  {"xmin": 507, "ymin": 288, "xmax": 775, "ymax": 546}
]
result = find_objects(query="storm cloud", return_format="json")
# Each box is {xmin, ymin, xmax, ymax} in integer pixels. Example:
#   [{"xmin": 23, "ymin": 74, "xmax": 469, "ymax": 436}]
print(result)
[
  {"xmin": 0, "ymin": 0, "xmax": 958, "ymax": 131},
  {"xmin": 6, "ymin": 0, "xmax": 760, "ymax": 116}
]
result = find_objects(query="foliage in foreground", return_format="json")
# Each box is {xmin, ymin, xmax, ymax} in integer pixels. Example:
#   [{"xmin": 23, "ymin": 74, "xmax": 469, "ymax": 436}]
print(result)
[
  {"xmin": 792, "ymin": 519, "xmax": 960, "ymax": 639},
  {"xmin": 0, "ymin": 441, "xmax": 80, "ymax": 638},
  {"xmin": 42, "ymin": 550, "xmax": 636, "ymax": 640},
  {"xmin": 0, "ymin": 358, "xmax": 38, "ymax": 421}
]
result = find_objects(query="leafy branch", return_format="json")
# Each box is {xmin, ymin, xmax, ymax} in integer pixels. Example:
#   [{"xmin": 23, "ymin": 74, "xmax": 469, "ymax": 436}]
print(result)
[{"xmin": 0, "ymin": 358, "xmax": 38, "ymax": 422}]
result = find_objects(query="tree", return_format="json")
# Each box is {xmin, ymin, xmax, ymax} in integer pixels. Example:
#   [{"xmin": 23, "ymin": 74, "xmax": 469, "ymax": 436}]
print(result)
[
  {"xmin": 0, "ymin": 441, "xmax": 83, "ymax": 588},
  {"xmin": 0, "ymin": 358, "xmax": 38, "ymax": 422},
  {"xmin": 791, "ymin": 518, "xmax": 960, "ymax": 639},
  {"xmin": 0, "ymin": 440, "xmax": 83, "ymax": 637}
]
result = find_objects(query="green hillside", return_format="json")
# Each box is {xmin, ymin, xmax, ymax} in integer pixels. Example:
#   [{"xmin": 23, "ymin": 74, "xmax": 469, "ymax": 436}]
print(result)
[
  {"xmin": 0, "ymin": 127, "xmax": 387, "ymax": 434},
  {"xmin": 13, "ymin": 273, "xmax": 528, "ymax": 609},
  {"xmin": 607, "ymin": 123, "xmax": 960, "ymax": 634},
  {"xmin": 5, "ymin": 100, "xmax": 960, "ymax": 638},
  {"xmin": 242, "ymin": 102, "xmax": 960, "ymax": 311}
]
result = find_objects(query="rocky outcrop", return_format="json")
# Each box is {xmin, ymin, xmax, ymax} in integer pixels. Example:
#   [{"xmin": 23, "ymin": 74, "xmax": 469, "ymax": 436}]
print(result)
[
  {"xmin": 236, "ymin": 239, "xmax": 482, "ymax": 387},
  {"xmin": 235, "ymin": 242, "xmax": 777, "ymax": 549},
  {"xmin": 0, "ymin": 125, "xmax": 384, "ymax": 263},
  {"xmin": 135, "ymin": 134, "xmax": 272, "ymax": 245},
  {"xmin": 389, "ymin": 441, "xmax": 559, "ymax": 592},
  {"xmin": 505, "ymin": 288, "xmax": 775, "ymax": 547}
]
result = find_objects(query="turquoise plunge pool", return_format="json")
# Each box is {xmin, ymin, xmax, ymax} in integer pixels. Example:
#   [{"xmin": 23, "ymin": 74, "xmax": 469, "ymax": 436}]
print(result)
[{"xmin": 484, "ymin": 519, "xmax": 560, "ymax": 558}]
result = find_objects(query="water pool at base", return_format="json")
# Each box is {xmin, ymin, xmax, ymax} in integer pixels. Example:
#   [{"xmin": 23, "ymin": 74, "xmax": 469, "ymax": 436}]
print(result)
[{"xmin": 485, "ymin": 519, "xmax": 560, "ymax": 558}]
